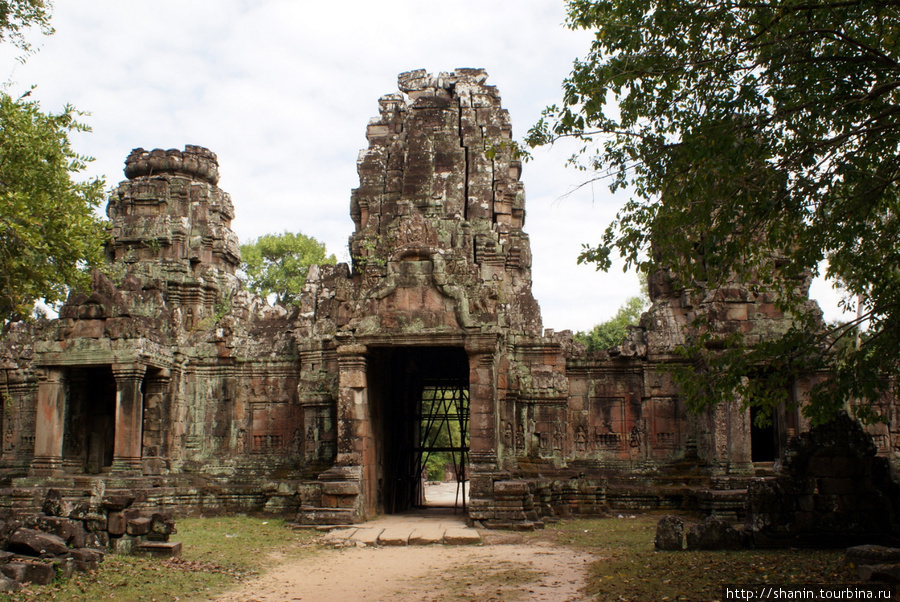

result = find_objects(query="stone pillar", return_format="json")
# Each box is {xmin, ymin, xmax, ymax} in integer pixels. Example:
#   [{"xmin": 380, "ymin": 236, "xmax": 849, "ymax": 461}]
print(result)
[
  {"xmin": 111, "ymin": 363, "xmax": 147, "ymax": 474},
  {"xmin": 465, "ymin": 338, "xmax": 499, "ymax": 516},
  {"xmin": 466, "ymin": 343, "xmax": 498, "ymax": 465},
  {"xmin": 31, "ymin": 368, "xmax": 67, "ymax": 475},
  {"xmin": 709, "ymin": 396, "xmax": 753, "ymax": 476},
  {"xmin": 309, "ymin": 344, "xmax": 368, "ymax": 523},
  {"xmin": 335, "ymin": 345, "xmax": 369, "ymax": 465},
  {"xmin": 1, "ymin": 370, "xmax": 36, "ymax": 474},
  {"xmin": 141, "ymin": 368, "xmax": 171, "ymax": 475}
]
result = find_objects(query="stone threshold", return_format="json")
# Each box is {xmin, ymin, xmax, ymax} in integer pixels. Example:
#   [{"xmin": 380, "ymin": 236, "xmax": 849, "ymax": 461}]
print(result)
[{"xmin": 313, "ymin": 522, "xmax": 481, "ymax": 546}]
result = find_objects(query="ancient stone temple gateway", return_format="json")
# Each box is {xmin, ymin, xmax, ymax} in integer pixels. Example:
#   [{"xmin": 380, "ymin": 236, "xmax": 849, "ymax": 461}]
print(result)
[{"xmin": 1, "ymin": 69, "xmax": 897, "ymax": 526}]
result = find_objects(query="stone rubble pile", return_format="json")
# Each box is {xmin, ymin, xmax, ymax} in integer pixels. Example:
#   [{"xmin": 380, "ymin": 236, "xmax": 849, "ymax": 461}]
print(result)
[
  {"xmin": 654, "ymin": 515, "xmax": 745, "ymax": 551},
  {"xmin": 0, "ymin": 488, "xmax": 180, "ymax": 591},
  {"xmin": 745, "ymin": 414, "xmax": 900, "ymax": 548},
  {"xmin": 846, "ymin": 545, "xmax": 900, "ymax": 585}
]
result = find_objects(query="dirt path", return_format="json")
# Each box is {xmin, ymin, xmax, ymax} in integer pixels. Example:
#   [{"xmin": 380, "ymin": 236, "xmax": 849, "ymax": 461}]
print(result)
[{"xmin": 216, "ymin": 533, "xmax": 597, "ymax": 601}]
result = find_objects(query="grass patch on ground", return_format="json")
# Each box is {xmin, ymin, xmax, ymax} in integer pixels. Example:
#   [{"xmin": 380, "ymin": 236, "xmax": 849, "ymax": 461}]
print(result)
[
  {"xmin": 7, "ymin": 515, "xmax": 318, "ymax": 602},
  {"xmin": 548, "ymin": 514, "xmax": 860, "ymax": 601}
]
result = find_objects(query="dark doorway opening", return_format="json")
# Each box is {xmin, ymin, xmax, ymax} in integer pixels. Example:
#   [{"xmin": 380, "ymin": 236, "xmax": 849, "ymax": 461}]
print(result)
[
  {"xmin": 368, "ymin": 347, "xmax": 469, "ymax": 515},
  {"xmin": 64, "ymin": 367, "xmax": 117, "ymax": 474},
  {"xmin": 750, "ymin": 405, "xmax": 777, "ymax": 463}
]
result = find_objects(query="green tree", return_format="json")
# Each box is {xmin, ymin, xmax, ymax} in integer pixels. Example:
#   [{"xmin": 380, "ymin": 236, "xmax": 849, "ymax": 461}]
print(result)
[
  {"xmin": 528, "ymin": 1, "xmax": 900, "ymax": 424},
  {"xmin": 575, "ymin": 294, "xmax": 647, "ymax": 352},
  {"xmin": 575, "ymin": 273, "xmax": 649, "ymax": 351},
  {"xmin": 0, "ymin": 0, "xmax": 52, "ymax": 54},
  {"xmin": 1, "ymin": 1, "xmax": 108, "ymax": 323},
  {"xmin": 239, "ymin": 231, "xmax": 336, "ymax": 307}
]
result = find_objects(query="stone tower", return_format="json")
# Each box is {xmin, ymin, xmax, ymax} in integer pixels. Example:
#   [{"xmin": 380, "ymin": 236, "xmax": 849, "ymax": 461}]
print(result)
[
  {"xmin": 293, "ymin": 69, "xmax": 554, "ymax": 523},
  {"xmin": 107, "ymin": 145, "xmax": 241, "ymax": 329},
  {"xmin": 345, "ymin": 68, "xmax": 541, "ymax": 334}
]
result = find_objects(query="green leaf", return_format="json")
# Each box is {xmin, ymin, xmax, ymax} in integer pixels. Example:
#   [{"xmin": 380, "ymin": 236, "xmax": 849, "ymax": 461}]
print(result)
[
  {"xmin": 538, "ymin": 0, "xmax": 900, "ymax": 423},
  {"xmin": 239, "ymin": 231, "xmax": 336, "ymax": 308}
]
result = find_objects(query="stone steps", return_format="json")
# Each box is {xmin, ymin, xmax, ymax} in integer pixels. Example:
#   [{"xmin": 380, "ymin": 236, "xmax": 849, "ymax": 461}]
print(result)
[{"xmin": 316, "ymin": 523, "xmax": 481, "ymax": 546}]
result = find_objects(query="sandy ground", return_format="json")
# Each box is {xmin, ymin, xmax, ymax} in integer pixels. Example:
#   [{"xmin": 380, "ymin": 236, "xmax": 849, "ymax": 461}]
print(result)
[
  {"xmin": 216, "ymin": 538, "xmax": 595, "ymax": 602},
  {"xmin": 217, "ymin": 484, "xmax": 596, "ymax": 602}
]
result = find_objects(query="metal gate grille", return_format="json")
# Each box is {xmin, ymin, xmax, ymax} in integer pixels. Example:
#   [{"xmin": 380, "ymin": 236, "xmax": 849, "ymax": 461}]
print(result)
[
  {"xmin": 414, "ymin": 380, "xmax": 469, "ymax": 510},
  {"xmin": 377, "ymin": 347, "xmax": 470, "ymax": 515}
]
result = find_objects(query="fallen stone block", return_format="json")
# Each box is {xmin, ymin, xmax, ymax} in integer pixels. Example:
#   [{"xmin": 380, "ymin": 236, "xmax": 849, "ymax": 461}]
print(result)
[
  {"xmin": 7, "ymin": 528, "xmax": 69, "ymax": 557},
  {"xmin": 126, "ymin": 516, "xmax": 152, "ymax": 536},
  {"xmin": 846, "ymin": 545, "xmax": 900, "ymax": 566},
  {"xmin": 73, "ymin": 559, "xmax": 100, "ymax": 573},
  {"xmin": 2, "ymin": 560, "xmax": 55, "ymax": 585},
  {"xmin": 24, "ymin": 560, "xmax": 56, "ymax": 585},
  {"xmin": 655, "ymin": 515, "xmax": 685, "ymax": 551},
  {"xmin": 52, "ymin": 557, "xmax": 75, "ymax": 580},
  {"xmin": 67, "ymin": 548, "xmax": 104, "ymax": 572},
  {"xmin": 41, "ymin": 489, "xmax": 70, "ymax": 518},
  {"xmin": 107, "ymin": 511, "xmax": 126, "ymax": 536},
  {"xmin": 69, "ymin": 547, "xmax": 104, "ymax": 564},
  {"xmin": 686, "ymin": 516, "xmax": 742, "ymax": 551},
  {"xmin": 100, "ymin": 495, "xmax": 135, "ymax": 512},
  {"xmin": 0, "ymin": 575, "xmax": 19, "ymax": 592},
  {"xmin": 0, "ymin": 563, "xmax": 24, "ymax": 582},
  {"xmin": 134, "ymin": 541, "xmax": 182, "ymax": 558},
  {"xmin": 111, "ymin": 535, "xmax": 136, "ymax": 555},
  {"xmin": 0, "ymin": 519, "xmax": 21, "ymax": 549},
  {"xmin": 149, "ymin": 512, "xmax": 176, "ymax": 540},
  {"xmin": 28, "ymin": 515, "xmax": 86, "ymax": 547},
  {"xmin": 857, "ymin": 563, "xmax": 900, "ymax": 583},
  {"xmin": 85, "ymin": 531, "xmax": 109, "ymax": 550},
  {"xmin": 67, "ymin": 502, "xmax": 93, "ymax": 521},
  {"xmin": 82, "ymin": 512, "xmax": 108, "ymax": 533}
]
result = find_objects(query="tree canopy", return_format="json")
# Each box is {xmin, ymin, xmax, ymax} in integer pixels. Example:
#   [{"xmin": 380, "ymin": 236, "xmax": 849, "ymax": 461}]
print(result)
[
  {"xmin": 575, "ymin": 295, "xmax": 646, "ymax": 352},
  {"xmin": 240, "ymin": 231, "xmax": 336, "ymax": 308},
  {"xmin": 0, "ymin": 1, "xmax": 108, "ymax": 324},
  {"xmin": 575, "ymin": 275, "xmax": 649, "ymax": 352},
  {"xmin": 0, "ymin": 0, "xmax": 52, "ymax": 54},
  {"xmin": 528, "ymin": 0, "xmax": 900, "ymax": 424}
]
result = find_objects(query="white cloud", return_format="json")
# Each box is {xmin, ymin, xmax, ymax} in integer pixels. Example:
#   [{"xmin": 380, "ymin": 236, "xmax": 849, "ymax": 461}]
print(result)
[{"xmin": 0, "ymin": 0, "xmax": 843, "ymax": 333}]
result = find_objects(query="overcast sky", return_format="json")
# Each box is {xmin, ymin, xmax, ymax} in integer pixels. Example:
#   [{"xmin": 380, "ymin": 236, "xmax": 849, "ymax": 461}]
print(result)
[{"xmin": 1, "ymin": 1, "xmax": 847, "ymax": 331}]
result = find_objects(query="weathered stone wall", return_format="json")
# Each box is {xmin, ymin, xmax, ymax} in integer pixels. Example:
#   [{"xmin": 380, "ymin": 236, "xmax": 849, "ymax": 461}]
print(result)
[
  {"xmin": 0, "ymin": 71, "xmax": 897, "ymax": 526},
  {"xmin": 746, "ymin": 413, "xmax": 900, "ymax": 547}
]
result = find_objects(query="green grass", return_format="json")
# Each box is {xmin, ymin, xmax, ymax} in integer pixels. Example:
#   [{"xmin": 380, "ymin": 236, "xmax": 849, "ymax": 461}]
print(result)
[
  {"xmin": 7, "ymin": 516, "xmax": 319, "ymax": 602},
  {"xmin": 547, "ymin": 515, "xmax": 860, "ymax": 601}
]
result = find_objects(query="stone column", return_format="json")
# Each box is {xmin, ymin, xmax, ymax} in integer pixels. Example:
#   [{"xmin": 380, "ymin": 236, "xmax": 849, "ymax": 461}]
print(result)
[
  {"xmin": 465, "ymin": 337, "xmax": 499, "ymax": 513},
  {"xmin": 141, "ymin": 368, "xmax": 171, "ymax": 475},
  {"xmin": 31, "ymin": 368, "xmax": 67, "ymax": 475},
  {"xmin": 311, "ymin": 344, "xmax": 369, "ymax": 523},
  {"xmin": 335, "ymin": 345, "xmax": 369, "ymax": 464},
  {"xmin": 466, "ymin": 343, "xmax": 498, "ymax": 465},
  {"xmin": 710, "ymin": 396, "xmax": 753, "ymax": 476},
  {"xmin": 111, "ymin": 363, "xmax": 147, "ymax": 474}
]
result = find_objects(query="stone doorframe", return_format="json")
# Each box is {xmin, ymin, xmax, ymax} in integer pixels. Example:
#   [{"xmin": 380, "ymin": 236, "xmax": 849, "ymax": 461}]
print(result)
[
  {"xmin": 30, "ymin": 362, "xmax": 171, "ymax": 477},
  {"xmin": 315, "ymin": 332, "xmax": 500, "ymax": 523}
]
